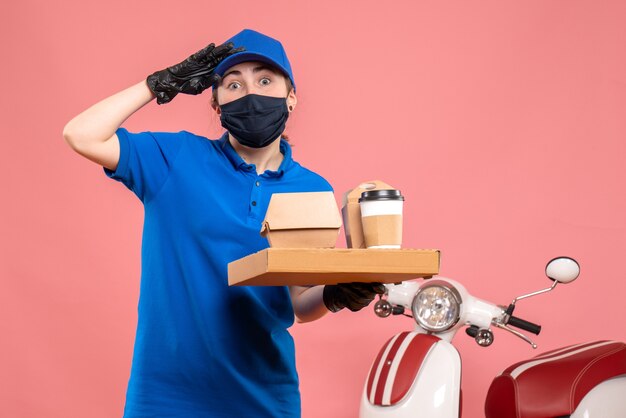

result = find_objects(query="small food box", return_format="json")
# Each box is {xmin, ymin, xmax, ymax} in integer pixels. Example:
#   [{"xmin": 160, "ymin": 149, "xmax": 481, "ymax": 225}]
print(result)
[{"xmin": 259, "ymin": 191, "xmax": 342, "ymax": 248}]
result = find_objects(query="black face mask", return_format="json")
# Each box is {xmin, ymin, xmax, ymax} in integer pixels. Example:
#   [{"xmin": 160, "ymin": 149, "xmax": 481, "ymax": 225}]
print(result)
[{"xmin": 219, "ymin": 94, "xmax": 290, "ymax": 148}]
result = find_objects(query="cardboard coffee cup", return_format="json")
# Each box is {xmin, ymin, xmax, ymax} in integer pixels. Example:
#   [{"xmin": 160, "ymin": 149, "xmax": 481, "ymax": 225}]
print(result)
[{"xmin": 359, "ymin": 189, "xmax": 404, "ymax": 249}]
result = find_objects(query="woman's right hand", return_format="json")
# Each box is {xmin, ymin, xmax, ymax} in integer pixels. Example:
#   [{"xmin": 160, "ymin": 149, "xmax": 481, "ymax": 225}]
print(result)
[
  {"xmin": 146, "ymin": 41, "xmax": 245, "ymax": 105},
  {"xmin": 323, "ymin": 282, "xmax": 387, "ymax": 313}
]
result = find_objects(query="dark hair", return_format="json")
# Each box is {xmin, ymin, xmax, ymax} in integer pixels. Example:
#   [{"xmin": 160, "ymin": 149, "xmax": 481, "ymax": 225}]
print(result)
[{"xmin": 211, "ymin": 67, "xmax": 294, "ymax": 142}]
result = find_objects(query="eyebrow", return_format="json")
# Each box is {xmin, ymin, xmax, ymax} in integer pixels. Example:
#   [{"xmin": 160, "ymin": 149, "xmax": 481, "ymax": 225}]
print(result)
[{"xmin": 222, "ymin": 65, "xmax": 277, "ymax": 81}]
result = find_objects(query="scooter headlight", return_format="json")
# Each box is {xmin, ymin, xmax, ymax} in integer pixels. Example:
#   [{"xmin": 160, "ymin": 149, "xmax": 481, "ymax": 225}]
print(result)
[{"xmin": 411, "ymin": 281, "xmax": 462, "ymax": 332}]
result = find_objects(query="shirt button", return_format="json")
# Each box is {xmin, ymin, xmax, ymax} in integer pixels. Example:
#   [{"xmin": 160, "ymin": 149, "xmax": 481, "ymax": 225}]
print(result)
[
  {"xmin": 255, "ymin": 181, "xmax": 260, "ymax": 187},
  {"xmin": 251, "ymin": 201, "xmax": 257, "ymax": 206}
]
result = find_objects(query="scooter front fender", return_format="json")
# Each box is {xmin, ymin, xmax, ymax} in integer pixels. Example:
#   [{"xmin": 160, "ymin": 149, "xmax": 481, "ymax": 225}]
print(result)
[{"xmin": 360, "ymin": 331, "xmax": 461, "ymax": 418}]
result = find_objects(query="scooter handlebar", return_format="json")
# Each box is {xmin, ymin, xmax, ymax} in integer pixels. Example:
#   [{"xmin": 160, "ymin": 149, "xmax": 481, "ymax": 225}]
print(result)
[{"xmin": 507, "ymin": 316, "xmax": 542, "ymax": 335}]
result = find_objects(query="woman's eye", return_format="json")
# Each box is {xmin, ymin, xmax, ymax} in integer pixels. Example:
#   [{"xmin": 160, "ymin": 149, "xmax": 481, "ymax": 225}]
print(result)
[
  {"xmin": 227, "ymin": 81, "xmax": 241, "ymax": 89},
  {"xmin": 260, "ymin": 77, "xmax": 271, "ymax": 86}
]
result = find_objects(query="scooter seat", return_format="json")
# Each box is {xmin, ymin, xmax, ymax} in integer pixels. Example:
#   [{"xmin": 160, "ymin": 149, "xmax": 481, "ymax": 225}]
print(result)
[{"xmin": 485, "ymin": 340, "xmax": 626, "ymax": 418}]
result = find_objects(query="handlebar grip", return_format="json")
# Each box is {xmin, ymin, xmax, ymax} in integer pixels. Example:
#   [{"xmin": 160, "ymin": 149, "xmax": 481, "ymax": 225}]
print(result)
[{"xmin": 508, "ymin": 316, "xmax": 542, "ymax": 335}]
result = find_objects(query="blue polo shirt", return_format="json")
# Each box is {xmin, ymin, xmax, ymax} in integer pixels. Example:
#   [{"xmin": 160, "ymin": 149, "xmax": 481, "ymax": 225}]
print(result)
[{"xmin": 104, "ymin": 127, "xmax": 333, "ymax": 417}]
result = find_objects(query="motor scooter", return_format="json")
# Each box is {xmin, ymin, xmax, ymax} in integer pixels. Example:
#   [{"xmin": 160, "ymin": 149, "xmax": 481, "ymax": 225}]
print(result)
[{"xmin": 360, "ymin": 257, "xmax": 626, "ymax": 418}]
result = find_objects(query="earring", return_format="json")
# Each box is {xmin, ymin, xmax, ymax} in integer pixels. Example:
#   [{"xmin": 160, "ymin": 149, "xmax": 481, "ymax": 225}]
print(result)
[{"xmin": 288, "ymin": 105, "xmax": 293, "ymax": 111}]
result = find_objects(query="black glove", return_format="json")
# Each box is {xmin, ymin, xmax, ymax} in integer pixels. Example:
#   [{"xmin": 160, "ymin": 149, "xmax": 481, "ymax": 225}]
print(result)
[
  {"xmin": 146, "ymin": 42, "xmax": 245, "ymax": 105},
  {"xmin": 323, "ymin": 282, "xmax": 387, "ymax": 313}
]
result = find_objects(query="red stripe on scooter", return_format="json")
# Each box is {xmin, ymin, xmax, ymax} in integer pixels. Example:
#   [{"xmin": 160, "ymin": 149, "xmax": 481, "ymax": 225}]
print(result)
[
  {"xmin": 530, "ymin": 341, "xmax": 600, "ymax": 360},
  {"xmin": 501, "ymin": 340, "xmax": 604, "ymax": 375},
  {"xmin": 374, "ymin": 332, "xmax": 410, "ymax": 405},
  {"xmin": 390, "ymin": 334, "xmax": 440, "ymax": 405},
  {"xmin": 366, "ymin": 335, "xmax": 396, "ymax": 398}
]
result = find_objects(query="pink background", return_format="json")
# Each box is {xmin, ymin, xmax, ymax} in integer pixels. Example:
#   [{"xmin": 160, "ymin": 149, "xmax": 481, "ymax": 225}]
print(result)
[{"xmin": 2, "ymin": 1, "xmax": 626, "ymax": 417}]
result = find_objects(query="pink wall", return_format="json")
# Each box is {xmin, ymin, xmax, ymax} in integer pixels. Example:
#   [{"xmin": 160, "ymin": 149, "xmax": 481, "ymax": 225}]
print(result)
[{"xmin": 2, "ymin": 0, "xmax": 625, "ymax": 417}]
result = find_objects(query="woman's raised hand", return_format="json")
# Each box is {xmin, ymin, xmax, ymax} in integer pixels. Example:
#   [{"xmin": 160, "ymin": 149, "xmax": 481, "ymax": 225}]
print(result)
[{"xmin": 146, "ymin": 42, "xmax": 245, "ymax": 105}]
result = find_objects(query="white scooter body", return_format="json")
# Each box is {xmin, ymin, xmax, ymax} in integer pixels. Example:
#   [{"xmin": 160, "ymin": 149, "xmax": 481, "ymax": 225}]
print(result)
[{"xmin": 360, "ymin": 278, "xmax": 494, "ymax": 418}]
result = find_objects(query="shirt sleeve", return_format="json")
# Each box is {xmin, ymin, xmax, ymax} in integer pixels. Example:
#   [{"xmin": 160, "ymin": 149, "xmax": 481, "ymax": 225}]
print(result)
[
  {"xmin": 297, "ymin": 165, "xmax": 335, "ymax": 193},
  {"xmin": 319, "ymin": 176, "xmax": 334, "ymax": 192},
  {"xmin": 103, "ymin": 127, "xmax": 184, "ymax": 202}
]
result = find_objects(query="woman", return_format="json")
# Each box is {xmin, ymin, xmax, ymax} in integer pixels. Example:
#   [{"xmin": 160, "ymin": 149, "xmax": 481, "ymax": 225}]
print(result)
[{"xmin": 63, "ymin": 28, "xmax": 384, "ymax": 417}]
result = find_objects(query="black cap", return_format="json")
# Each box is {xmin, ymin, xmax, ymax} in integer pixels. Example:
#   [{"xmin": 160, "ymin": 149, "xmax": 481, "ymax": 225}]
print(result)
[{"xmin": 359, "ymin": 189, "xmax": 405, "ymax": 202}]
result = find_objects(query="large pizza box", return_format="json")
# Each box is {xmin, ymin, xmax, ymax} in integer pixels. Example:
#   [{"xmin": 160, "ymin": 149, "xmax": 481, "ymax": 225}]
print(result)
[{"xmin": 228, "ymin": 248, "xmax": 440, "ymax": 286}]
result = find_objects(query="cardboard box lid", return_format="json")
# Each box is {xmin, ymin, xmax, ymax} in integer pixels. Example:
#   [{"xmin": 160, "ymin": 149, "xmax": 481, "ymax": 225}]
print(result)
[
  {"xmin": 228, "ymin": 248, "xmax": 440, "ymax": 286},
  {"xmin": 342, "ymin": 180, "xmax": 396, "ymax": 206},
  {"xmin": 261, "ymin": 191, "xmax": 342, "ymax": 234}
]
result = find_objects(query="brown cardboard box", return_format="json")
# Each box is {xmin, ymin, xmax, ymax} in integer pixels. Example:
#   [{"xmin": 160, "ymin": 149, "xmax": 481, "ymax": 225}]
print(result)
[
  {"xmin": 260, "ymin": 191, "xmax": 342, "ymax": 248},
  {"xmin": 342, "ymin": 180, "xmax": 396, "ymax": 248},
  {"xmin": 228, "ymin": 248, "xmax": 440, "ymax": 286}
]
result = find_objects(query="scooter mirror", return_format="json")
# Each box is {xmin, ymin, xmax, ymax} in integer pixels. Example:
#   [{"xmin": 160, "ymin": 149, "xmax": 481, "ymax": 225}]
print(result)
[{"xmin": 545, "ymin": 257, "xmax": 580, "ymax": 284}]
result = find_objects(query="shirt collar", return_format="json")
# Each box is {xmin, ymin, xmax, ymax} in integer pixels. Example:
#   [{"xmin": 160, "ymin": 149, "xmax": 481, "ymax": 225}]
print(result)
[{"xmin": 219, "ymin": 132, "xmax": 293, "ymax": 177}]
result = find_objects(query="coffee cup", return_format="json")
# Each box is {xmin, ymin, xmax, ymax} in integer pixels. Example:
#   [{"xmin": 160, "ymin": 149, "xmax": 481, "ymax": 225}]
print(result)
[{"xmin": 358, "ymin": 189, "xmax": 404, "ymax": 249}]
